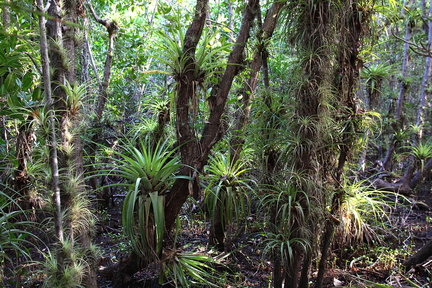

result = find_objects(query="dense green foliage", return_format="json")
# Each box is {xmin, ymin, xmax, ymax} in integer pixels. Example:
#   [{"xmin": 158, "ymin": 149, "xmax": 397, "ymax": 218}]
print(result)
[{"xmin": 1, "ymin": 0, "xmax": 432, "ymax": 287}]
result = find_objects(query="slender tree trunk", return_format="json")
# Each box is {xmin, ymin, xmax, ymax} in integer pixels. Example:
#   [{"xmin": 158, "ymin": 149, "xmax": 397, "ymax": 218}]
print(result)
[
  {"xmin": 87, "ymin": 1, "xmax": 119, "ymax": 121},
  {"xmin": 36, "ymin": 0, "xmax": 64, "ymax": 272},
  {"xmin": 86, "ymin": 1, "xmax": 118, "ymax": 207},
  {"xmin": 2, "ymin": 0, "xmax": 10, "ymax": 29},
  {"xmin": 402, "ymin": 0, "xmax": 432, "ymax": 188},
  {"xmin": 165, "ymin": 0, "xmax": 259, "ymax": 232},
  {"xmin": 1, "ymin": 2, "xmax": 11, "ymax": 154},
  {"xmin": 230, "ymin": 1, "xmax": 286, "ymax": 163},
  {"xmin": 383, "ymin": 0, "xmax": 412, "ymax": 170}
]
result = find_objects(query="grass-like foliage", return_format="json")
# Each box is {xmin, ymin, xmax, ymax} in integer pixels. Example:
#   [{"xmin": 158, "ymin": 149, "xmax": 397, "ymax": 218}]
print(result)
[
  {"xmin": 259, "ymin": 183, "xmax": 311, "ymax": 267},
  {"xmin": 36, "ymin": 247, "xmax": 86, "ymax": 288},
  {"xmin": 0, "ymin": 186, "xmax": 41, "ymax": 282},
  {"xmin": 336, "ymin": 177, "xmax": 408, "ymax": 247}
]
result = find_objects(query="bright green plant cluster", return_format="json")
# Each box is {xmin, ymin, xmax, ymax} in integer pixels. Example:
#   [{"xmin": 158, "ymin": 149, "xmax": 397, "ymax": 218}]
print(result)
[
  {"xmin": 204, "ymin": 150, "xmax": 253, "ymax": 247},
  {"xmin": 106, "ymin": 137, "xmax": 188, "ymax": 261},
  {"xmin": 259, "ymin": 183, "xmax": 311, "ymax": 268},
  {"xmin": 160, "ymin": 249, "xmax": 221, "ymax": 287}
]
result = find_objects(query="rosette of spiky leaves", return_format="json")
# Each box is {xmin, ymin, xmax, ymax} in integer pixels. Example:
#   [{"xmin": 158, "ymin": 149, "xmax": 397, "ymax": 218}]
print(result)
[
  {"xmin": 408, "ymin": 140, "xmax": 432, "ymax": 172},
  {"xmin": 160, "ymin": 247, "xmax": 222, "ymax": 288},
  {"xmin": 361, "ymin": 63, "xmax": 393, "ymax": 91},
  {"xmin": 258, "ymin": 183, "xmax": 311, "ymax": 274},
  {"xmin": 59, "ymin": 80, "xmax": 88, "ymax": 116},
  {"xmin": 113, "ymin": 138, "xmax": 182, "ymax": 195},
  {"xmin": 153, "ymin": 21, "xmax": 231, "ymax": 80},
  {"xmin": 336, "ymin": 177, "xmax": 408, "ymax": 248},
  {"xmin": 204, "ymin": 151, "xmax": 253, "ymax": 238},
  {"xmin": 108, "ymin": 137, "xmax": 188, "ymax": 261}
]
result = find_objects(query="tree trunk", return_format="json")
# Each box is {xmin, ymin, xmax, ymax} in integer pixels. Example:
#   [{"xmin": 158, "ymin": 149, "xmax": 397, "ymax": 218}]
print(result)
[
  {"xmin": 36, "ymin": 0, "xmax": 64, "ymax": 272},
  {"xmin": 403, "ymin": 238, "xmax": 432, "ymax": 268},
  {"xmin": 87, "ymin": 1, "xmax": 119, "ymax": 121},
  {"xmin": 316, "ymin": 1, "xmax": 369, "ymax": 287},
  {"xmin": 401, "ymin": 0, "xmax": 432, "ymax": 188},
  {"xmin": 209, "ymin": 195, "xmax": 225, "ymax": 251},
  {"xmin": 230, "ymin": 1, "xmax": 287, "ymax": 163},
  {"xmin": 43, "ymin": 1, "xmax": 97, "ymax": 286},
  {"xmin": 288, "ymin": 1, "xmax": 333, "ymax": 286},
  {"xmin": 2, "ymin": 0, "xmax": 10, "ymax": 29},
  {"xmin": 165, "ymin": 0, "xmax": 259, "ymax": 232},
  {"xmin": 383, "ymin": 0, "xmax": 412, "ymax": 170}
]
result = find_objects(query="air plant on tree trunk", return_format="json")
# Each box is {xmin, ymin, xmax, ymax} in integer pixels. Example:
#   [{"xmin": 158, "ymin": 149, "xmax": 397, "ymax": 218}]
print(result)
[
  {"xmin": 106, "ymin": 137, "xmax": 189, "ymax": 263},
  {"xmin": 204, "ymin": 150, "xmax": 253, "ymax": 250}
]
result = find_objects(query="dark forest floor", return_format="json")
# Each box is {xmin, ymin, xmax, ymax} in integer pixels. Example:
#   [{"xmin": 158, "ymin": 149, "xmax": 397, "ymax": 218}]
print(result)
[
  {"xmin": 2, "ymin": 189, "xmax": 432, "ymax": 287},
  {"xmin": 93, "ymin": 190, "xmax": 432, "ymax": 288}
]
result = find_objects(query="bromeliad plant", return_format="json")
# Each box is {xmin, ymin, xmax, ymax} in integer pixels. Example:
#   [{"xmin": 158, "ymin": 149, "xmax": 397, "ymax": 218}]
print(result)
[
  {"xmin": 408, "ymin": 140, "xmax": 432, "ymax": 173},
  {"xmin": 204, "ymin": 150, "xmax": 254, "ymax": 250},
  {"xmin": 108, "ymin": 137, "xmax": 189, "ymax": 263},
  {"xmin": 159, "ymin": 215, "xmax": 225, "ymax": 287},
  {"xmin": 258, "ymin": 181, "xmax": 311, "ymax": 287},
  {"xmin": 335, "ymin": 177, "xmax": 408, "ymax": 250}
]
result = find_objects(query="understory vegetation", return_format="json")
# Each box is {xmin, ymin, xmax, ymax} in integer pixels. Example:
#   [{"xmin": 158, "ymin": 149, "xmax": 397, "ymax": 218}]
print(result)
[{"xmin": 1, "ymin": 0, "xmax": 432, "ymax": 287}]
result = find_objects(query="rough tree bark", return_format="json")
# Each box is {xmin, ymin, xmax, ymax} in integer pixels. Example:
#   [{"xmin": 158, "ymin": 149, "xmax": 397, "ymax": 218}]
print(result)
[
  {"xmin": 42, "ymin": 1, "xmax": 97, "ymax": 286},
  {"xmin": 165, "ymin": 0, "xmax": 260, "ymax": 232},
  {"xmin": 287, "ymin": 1, "xmax": 333, "ymax": 287},
  {"xmin": 230, "ymin": 1, "xmax": 287, "ymax": 163},
  {"xmin": 36, "ymin": 0, "xmax": 64, "ymax": 272},
  {"xmin": 315, "ymin": 1, "xmax": 371, "ymax": 287},
  {"xmin": 403, "ymin": 238, "xmax": 432, "ymax": 268},
  {"xmin": 13, "ymin": 118, "xmax": 35, "ymax": 211},
  {"xmin": 87, "ymin": 1, "xmax": 119, "ymax": 121}
]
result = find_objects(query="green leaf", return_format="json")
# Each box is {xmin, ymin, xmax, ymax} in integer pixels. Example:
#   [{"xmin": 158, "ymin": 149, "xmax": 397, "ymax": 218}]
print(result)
[{"xmin": 4, "ymin": 73, "xmax": 16, "ymax": 91}]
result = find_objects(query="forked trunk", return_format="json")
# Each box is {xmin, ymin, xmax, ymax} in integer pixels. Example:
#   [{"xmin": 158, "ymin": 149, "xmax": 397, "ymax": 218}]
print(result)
[{"xmin": 165, "ymin": 0, "xmax": 259, "ymax": 232}]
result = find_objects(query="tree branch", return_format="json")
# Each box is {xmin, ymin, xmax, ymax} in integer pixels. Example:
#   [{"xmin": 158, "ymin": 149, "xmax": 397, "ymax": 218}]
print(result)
[{"xmin": 392, "ymin": 31, "xmax": 432, "ymax": 57}]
